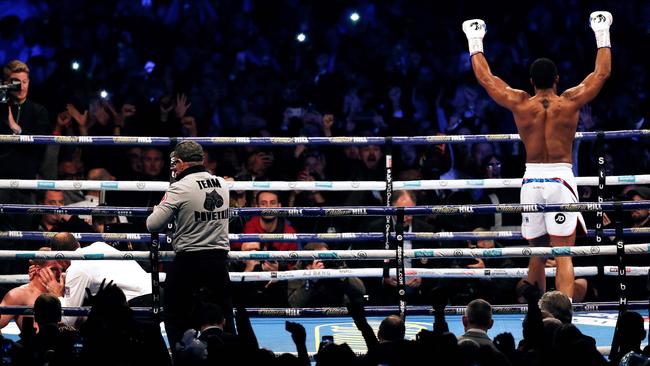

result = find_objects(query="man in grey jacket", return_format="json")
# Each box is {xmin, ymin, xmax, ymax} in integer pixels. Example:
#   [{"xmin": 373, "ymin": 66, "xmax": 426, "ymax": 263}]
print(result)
[
  {"xmin": 147, "ymin": 140, "xmax": 231, "ymax": 353},
  {"xmin": 458, "ymin": 299, "xmax": 496, "ymax": 348}
]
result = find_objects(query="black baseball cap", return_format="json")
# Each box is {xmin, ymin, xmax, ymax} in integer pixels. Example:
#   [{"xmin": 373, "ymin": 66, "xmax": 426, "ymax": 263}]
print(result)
[{"xmin": 171, "ymin": 141, "xmax": 204, "ymax": 162}]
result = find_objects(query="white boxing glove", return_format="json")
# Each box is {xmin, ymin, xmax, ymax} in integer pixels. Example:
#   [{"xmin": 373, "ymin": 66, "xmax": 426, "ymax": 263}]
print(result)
[
  {"xmin": 589, "ymin": 11, "xmax": 613, "ymax": 48},
  {"xmin": 462, "ymin": 19, "xmax": 487, "ymax": 56}
]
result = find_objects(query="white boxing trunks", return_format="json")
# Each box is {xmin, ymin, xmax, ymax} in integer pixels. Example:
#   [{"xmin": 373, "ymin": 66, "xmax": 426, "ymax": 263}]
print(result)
[{"xmin": 521, "ymin": 163, "xmax": 587, "ymax": 239}]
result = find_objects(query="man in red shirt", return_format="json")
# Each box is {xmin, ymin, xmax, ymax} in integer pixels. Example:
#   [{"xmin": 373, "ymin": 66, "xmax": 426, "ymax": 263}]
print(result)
[{"xmin": 234, "ymin": 191, "xmax": 298, "ymax": 252}]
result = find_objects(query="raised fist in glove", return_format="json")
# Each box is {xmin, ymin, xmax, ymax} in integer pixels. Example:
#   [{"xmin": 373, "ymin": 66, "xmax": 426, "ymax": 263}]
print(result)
[
  {"xmin": 462, "ymin": 19, "xmax": 487, "ymax": 56},
  {"xmin": 589, "ymin": 11, "xmax": 612, "ymax": 48}
]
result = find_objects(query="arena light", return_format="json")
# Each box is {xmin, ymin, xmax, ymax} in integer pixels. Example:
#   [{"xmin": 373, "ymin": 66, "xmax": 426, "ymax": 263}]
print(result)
[
  {"xmin": 296, "ymin": 32, "xmax": 307, "ymax": 43},
  {"xmin": 144, "ymin": 61, "xmax": 156, "ymax": 74},
  {"xmin": 71, "ymin": 61, "xmax": 80, "ymax": 71},
  {"xmin": 350, "ymin": 12, "xmax": 360, "ymax": 22},
  {"xmin": 99, "ymin": 90, "xmax": 109, "ymax": 99}
]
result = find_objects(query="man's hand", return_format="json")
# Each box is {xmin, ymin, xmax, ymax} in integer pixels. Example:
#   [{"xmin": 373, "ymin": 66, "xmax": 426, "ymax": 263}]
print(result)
[
  {"xmin": 262, "ymin": 261, "xmax": 279, "ymax": 272},
  {"xmin": 244, "ymin": 260, "xmax": 260, "ymax": 272},
  {"xmin": 37, "ymin": 268, "xmax": 65, "ymax": 296},
  {"xmin": 589, "ymin": 11, "xmax": 613, "ymax": 48},
  {"xmin": 285, "ymin": 321, "xmax": 307, "ymax": 344},
  {"xmin": 431, "ymin": 286, "xmax": 448, "ymax": 312},
  {"xmin": 66, "ymin": 104, "xmax": 88, "ymax": 128},
  {"xmin": 7, "ymin": 106, "xmax": 20, "ymax": 134},
  {"xmin": 406, "ymin": 277, "xmax": 422, "ymax": 288},
  {"xmin": 347, "ymin": 300, "xmax": 367, "ymax": 325},
  {"xmin": 175, "ymin": 94, "xmax": 191, "ymax": 118},
  {"xmin": 462, "ymin": 19, "xmax": 487, "ymax": 56},
  {"xmin": 322, "ymin": 114, "xmax": 334, "ymax": 136},
  {"xmin": 383, "ymin": 277, "xmax": 398, "ymax": 287},
  {"xmin": 467, "ymin": 258, "xmax": 485, "ymax": 269},
  {"xmin": 28, "ymin": 264, "xmax": 39, "ymax": 281},
  {"xmin": 56, "ymin": 111, "xmax": 72, "ymax": 128},
  {"xmin": 519, "ymin": 280, "xmax": 541, "ymax": 304}
]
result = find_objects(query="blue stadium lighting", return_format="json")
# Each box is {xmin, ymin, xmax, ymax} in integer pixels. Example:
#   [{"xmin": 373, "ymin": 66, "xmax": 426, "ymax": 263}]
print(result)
[
  {"xmin": 144, "ymin": 61, "xmax": 156, "ymax": 74},
  {"xmin": 296, "ymin": 33, "xmax": 307, "ymax": 42},
  {"xmin": 350, "ymin": 12, "xmax": 360, "ymax": 22}
]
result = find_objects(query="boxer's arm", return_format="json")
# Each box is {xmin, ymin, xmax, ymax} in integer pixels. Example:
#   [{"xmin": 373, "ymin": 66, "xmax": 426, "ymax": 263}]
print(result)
[
  {"xmin": 562, "ymin": 11, "xmax": 612, "ymax": 106},
  {"xmin": 0, "ymin": 291, "xmax": 18, "ymax": 329},
  {"xmin": 561, "ymin": 48, "xmax": 611, "ymax": 107},
  {"xmin": 471, "ymin": 53, "xmax": 528, "ymax": 110}
]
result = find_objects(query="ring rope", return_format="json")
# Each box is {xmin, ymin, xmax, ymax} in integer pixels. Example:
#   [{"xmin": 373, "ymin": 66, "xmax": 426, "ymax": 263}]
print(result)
[
  {"xmin": 1, "ymin": 129, "xmax": 647, "ymax": 146},
  {"xmin": 2, "ymin": 175, "xmax": 648, "ymax": 192},
  {"xmin": 4, "ymin": 266, "xmax": 648, "ymax": 285},
  {"xmin": 0, "ymin": 244, "xmax": 648, "ymax": 261},
  {"xmin": 2, "ymin": 228, "xmax": 649, "ymax": 243},
  {"xmin": 2, "ymin": 201, "xmax": 649, "ymax": 217},
  {"xmin": 1, "ymin": 301, "xmax": 647, "ymax": 317}
]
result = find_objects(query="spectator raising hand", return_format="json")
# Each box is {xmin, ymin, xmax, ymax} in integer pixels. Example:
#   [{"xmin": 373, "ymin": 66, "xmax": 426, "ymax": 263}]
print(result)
[{"xmin": 175, "ymin": 93, "xmax": 191, "ymax": 118}]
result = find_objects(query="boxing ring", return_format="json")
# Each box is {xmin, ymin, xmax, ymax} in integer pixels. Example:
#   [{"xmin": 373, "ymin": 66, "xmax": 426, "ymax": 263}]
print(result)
[{"xmin": 1, "ymin": 130, "xmax": 650, "ymax": 357}]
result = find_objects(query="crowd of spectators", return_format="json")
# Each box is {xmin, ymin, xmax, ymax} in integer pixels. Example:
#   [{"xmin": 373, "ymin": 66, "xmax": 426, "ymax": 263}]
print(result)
[
  {"xmin": 0, "ymin": 0, "xmax": 649, "ymax": 304},
  {"xmin": 0, "ymin": 1, "xmax": 649, "ymax": 363},
  {"xmin": 0, "ymin": 279, "xmax": 647, "ymax": 365}
]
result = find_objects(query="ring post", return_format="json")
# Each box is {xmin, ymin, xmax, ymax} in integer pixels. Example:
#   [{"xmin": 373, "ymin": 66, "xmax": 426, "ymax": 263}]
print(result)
[
  {"xmin": 150, "ymin": 232, "xmax": 162, "ymax": 320},
  {"xmin": 395, "ymin": 207, "xmax": 407, "ymax": 320},
  {"xmin": 383, "ymin": 137, "xmax": 394, "ymax": 281}
]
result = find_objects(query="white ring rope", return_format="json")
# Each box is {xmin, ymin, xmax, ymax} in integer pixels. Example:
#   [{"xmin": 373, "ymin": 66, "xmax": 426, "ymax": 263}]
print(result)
[
  {"xmin": 1, "ymin": 175, "xmax": 649, "ymax": 192},
  {"xmin": 0, "ymin": 266, "xmax": 647, "ymax": 285},
  {"xmin": 0, "ymin": 244, "xmax": 648, "ymax": 261}
]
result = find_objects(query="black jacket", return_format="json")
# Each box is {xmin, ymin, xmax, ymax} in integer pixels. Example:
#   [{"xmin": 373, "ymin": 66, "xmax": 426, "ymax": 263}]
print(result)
[{"xmin": 0, "ymin": 100, "xmax": 50, "ymax": 178}]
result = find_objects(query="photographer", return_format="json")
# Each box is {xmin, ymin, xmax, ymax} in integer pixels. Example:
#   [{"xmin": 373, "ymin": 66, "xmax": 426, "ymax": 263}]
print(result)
[
  {"xmin": 0, "ymin": 60, "xmax": 50, "ymax": 179},
  {"xmin": 287, "ymin": 242, "xmax": 365, "ymax": 307}
]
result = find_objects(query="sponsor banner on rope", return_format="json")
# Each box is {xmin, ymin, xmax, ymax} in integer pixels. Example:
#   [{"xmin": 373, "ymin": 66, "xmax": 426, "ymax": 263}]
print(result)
[
  {"xmin": 551, "ymin": 247, "xmax": 572, "ymax": 256},
  {"xmin": 209, "ymin": 137, "xmax": 251, "ymax": 144},
  {"xmin": 414, "ymin": 250, "xmax": 435, "ymax": 258},
  {"xmin": 617, "ymin": 176, "xmax": 636, "ymax": 183},
  {"xmin": 481, "ymin": 249, "xmax": 503, "ymax": 257},
  {"xmin": 54, "ymin": 136, "xmax": 93, "ymax": 144},
  {"xmin": 0, "ymin": 231, "xmax": 23, "ymax": 238},
  {"xmin": 100, "ymin": 182, "xmax": 119, "ymax": 189},
  {"xmin": 112, "ymin": 137, "xmax": 153, "ymax": 144},
  {"xmin": 403, "ymin": 180, "xmax": 422, "ymax": 187},
  {"xmin": 465, "ymin": 180, "xmax": 485, "ymax": 186},
  {"xmin": 37, "ymin": 181, "xmax": 55, "ymax": 189},
  {"xmin": 329, "ymin": 137, "xmax": 369, "ymax": 144}
]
